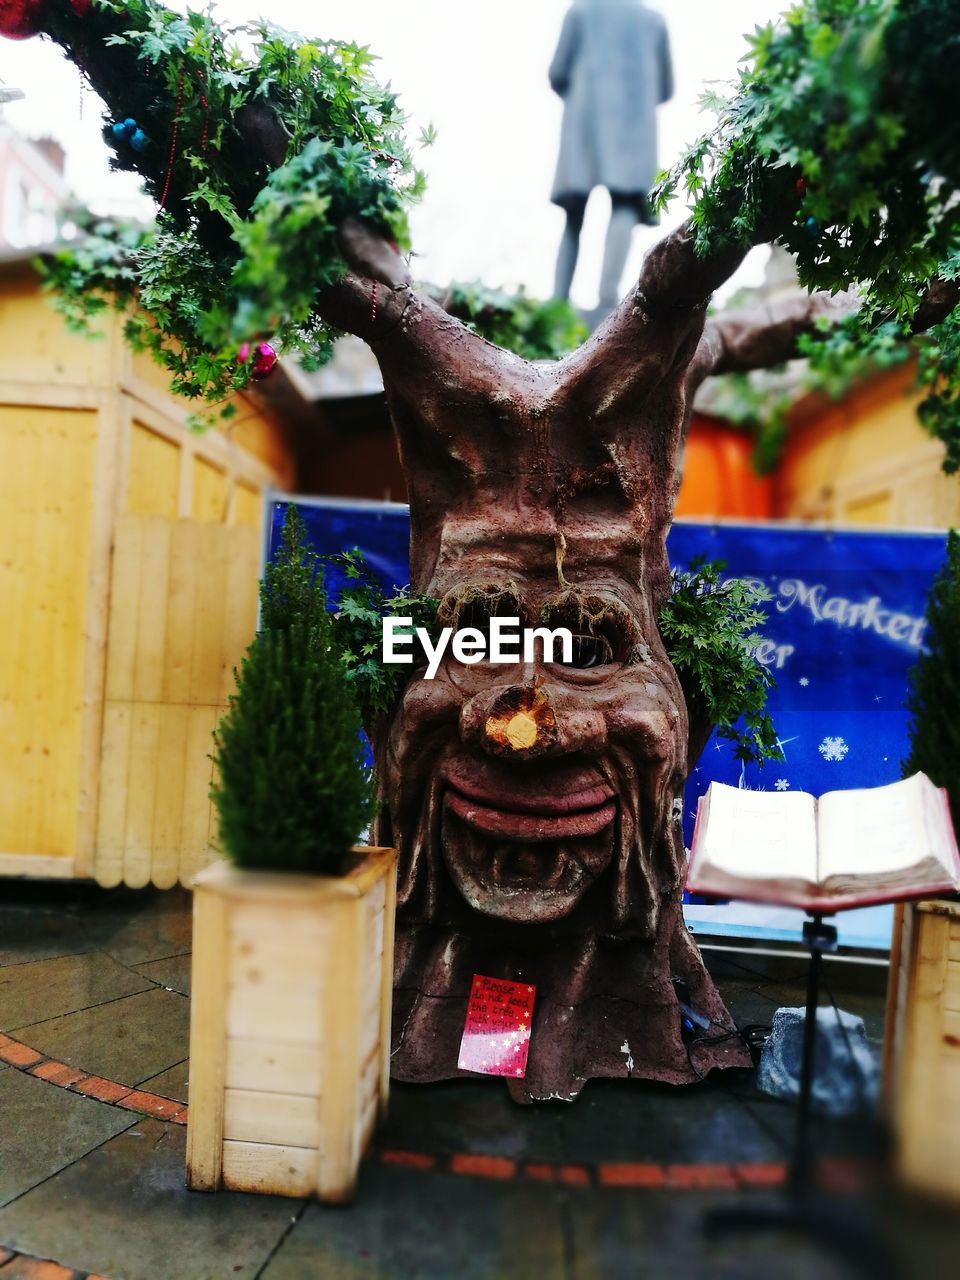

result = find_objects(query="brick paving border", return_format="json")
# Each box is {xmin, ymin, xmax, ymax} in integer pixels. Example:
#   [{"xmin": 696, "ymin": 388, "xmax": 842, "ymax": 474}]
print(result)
[
  {"xmin": 0, "ymin": 1246, "xmax": 110, "ymax": 1278},
  {"xmin": 0, "ymin": 1031, "xmax": 873, "ymax": 1197},
  {"xmin": 0, "ymin": 1034, "xmax": 187, "ymax": 1126},
  {"xmin": 374, "ymin": 1149, "xmax": 872, "ymax": 1192}
]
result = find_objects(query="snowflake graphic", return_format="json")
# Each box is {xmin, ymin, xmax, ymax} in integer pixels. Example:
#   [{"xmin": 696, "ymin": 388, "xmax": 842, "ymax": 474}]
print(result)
[
  {"xmin": 775, "ymin": 778, "xmax": 790, "ymax": 791},
  {"xmin": 819, "ymin": 735, "xmax": 849, "ymax": 762},
  {"xmin": 799, "ymin": 677, "xmax": 810, "ymax": 687}
]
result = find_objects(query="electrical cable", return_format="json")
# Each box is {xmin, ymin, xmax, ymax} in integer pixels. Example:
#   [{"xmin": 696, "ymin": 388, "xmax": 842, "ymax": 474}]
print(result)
[{"xmin": 683, "ymin": 1014, "xmax": 772, "ymax": 1080}]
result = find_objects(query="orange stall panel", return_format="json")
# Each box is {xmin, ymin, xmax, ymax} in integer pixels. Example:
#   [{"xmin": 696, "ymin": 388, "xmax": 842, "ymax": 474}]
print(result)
[{"xmin": 675, "ymin": 415, "xmax": 773, "ymax": 519}]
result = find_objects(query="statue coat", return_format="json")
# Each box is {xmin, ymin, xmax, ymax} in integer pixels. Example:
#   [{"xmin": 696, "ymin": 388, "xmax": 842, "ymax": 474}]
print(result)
[{"xmin": 549, "ymin": 0, "xmax": 673, "ymax": 205}]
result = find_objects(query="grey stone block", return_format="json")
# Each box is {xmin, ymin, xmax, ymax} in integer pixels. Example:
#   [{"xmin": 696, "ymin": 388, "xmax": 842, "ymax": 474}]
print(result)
[{"xmin": 757, "ymin": 1005, "xmax": 880, "ymax": 1116}]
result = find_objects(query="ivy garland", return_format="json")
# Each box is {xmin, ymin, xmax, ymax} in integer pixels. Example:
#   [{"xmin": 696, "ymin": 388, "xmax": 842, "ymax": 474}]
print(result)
[
  {"xmin": 40, "ymin": 1, "xmax": 960, "ymax": 472},
  {"xmin": 41, "ymin": 214, "xmax": 592, "ymax": 389},
  {"xmin": 652, "ymin": 0, "xmax": 960, "ymax": 475},
  {"xmin": 439, "ymin": 282, "xmax": 589, "ymax": 362},
  {"xmin": 659, "ymin": 558, "xmax": 781, "ymax": 766},
  {"xmin": 39, "ymin": 0, "xmax": 428, "ymax": 424},
  {"xmin": 37, "ymin": 1, "xmax": 591, "ymax": 419}
]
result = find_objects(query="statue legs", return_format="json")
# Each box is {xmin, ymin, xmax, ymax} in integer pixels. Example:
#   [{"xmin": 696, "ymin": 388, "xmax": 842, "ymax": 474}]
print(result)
[
  {"xmin": 553, "ymin": 195, "xmax": 587, "ymax": 301},
  {"xmin": 599, "ymin": 195, "xmax": 640, "ymax": 311},
  {"xmin": 554, "ymin": 192, "xmax": 641, "ymax": 313}
]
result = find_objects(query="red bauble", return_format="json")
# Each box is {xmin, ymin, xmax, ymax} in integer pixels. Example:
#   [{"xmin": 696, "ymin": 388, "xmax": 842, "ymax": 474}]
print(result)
[
  {"xmin": 0, "ymin": 0, "xmax": 44, "ymax": 40},
  {"xmin": 795, "ymin": 176, "xmax": 808, "ymax": 197},
  {"xmin": 69, "ymin": 0, "xmax": 92, "ymax": 15},
  {"xmin": 251, "ymin": 342, "xmax": 278, "ymax": 380}
]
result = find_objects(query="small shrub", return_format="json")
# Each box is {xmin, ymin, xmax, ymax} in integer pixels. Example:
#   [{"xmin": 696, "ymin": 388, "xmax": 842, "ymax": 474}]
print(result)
[
  {"xmin": 212, "ymin": 507, "xmax": 374, "ymax": 873},
  {"xmin": 903, "ymin": 529, "xmax": 960, "ymax": 829}
]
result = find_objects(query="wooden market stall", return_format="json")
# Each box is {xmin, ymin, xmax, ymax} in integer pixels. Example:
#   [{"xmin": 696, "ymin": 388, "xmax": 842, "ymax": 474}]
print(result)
[
  {"xmin": 774, "ymin": 363, "xmax": 960, "ymax": 528},
  {"xmin": 884, "ymin": 899, "xmax": 960, "ymax": 1202},
  {"xmin": 0, "ymin": 251, "xmax": 295, "ymax": 888}
]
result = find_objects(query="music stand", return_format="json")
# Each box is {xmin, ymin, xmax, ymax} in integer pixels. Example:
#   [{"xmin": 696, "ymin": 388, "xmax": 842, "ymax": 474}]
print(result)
[{"xmin": 703, "ymin": 911, "xmax": 900, "ymax": 1278}]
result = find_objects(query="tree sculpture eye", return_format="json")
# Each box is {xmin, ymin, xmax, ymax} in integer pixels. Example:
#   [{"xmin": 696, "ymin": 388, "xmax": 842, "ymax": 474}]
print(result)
[{"xmin": 562, "ymin": 634, "xmax": 614, "ymax": 668}]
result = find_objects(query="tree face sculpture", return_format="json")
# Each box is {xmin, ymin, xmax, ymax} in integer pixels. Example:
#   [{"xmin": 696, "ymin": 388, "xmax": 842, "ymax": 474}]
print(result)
[{"xmin": 319, "ymin": 231, "xmax": 774, "ymax": 1100}]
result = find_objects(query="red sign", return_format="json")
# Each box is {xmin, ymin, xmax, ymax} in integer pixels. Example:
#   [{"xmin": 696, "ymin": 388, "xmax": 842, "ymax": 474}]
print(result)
[{"xmin": 458, "ymin": 974, "xmax": 536, "ymax": 1078}]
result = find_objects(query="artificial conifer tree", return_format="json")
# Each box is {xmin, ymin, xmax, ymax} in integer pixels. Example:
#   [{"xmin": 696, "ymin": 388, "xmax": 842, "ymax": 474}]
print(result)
[
  {"xmin": 212, "ymin": 506, "xmax": 374, "ymax": 873},
  {"xmin": 904, "ymin": 530, "xmax": 960, "ymax": 830}
]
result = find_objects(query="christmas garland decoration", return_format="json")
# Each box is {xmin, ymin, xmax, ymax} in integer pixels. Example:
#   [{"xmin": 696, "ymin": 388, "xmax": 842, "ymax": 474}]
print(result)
[
  {"xmin": 654, "ymin": 0, "xmax": 960, "ymax": 474},
  {"xmin": 7, "ymin": 0, "xmax": 428, "ymax": 423}
]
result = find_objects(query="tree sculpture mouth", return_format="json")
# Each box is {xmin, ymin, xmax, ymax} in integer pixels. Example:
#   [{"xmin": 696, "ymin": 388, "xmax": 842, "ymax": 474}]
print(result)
[
  {"xmin": 443, "ymin": 782, "xmax": 616, "ymax": 842},
  {"xmin": 438, "ymin": 758, "xmax": 618, "ymax": 920}
]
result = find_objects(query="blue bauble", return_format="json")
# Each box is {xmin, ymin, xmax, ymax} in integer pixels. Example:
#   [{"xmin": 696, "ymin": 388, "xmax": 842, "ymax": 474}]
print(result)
[
  {"xmin": 130, "ymin": 129, "xmax": 147, "ymax": 153},
  {"xmin": 123, "ymin": 117, "xmax": 137, "ymax": 133},
  {"xmin": 804, "ymin": 216, "xmax": 820, "ymax": 238},
  {"xmin": 111, "ymin": 122, "xmax": 126, "ymax": 141}
]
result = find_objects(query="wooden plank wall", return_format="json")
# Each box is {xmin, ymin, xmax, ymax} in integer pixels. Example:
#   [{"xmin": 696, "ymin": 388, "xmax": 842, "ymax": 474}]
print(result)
[
  {"xmin": 775, "ymin": 364, "xmax": 960, "ymax": 527},
  {"xmin": 0, "ymin": 262, "xmax": 291, "ymax": 881},
  {"xmin": 95, "ymin": 515, "xmax": 259, "ymax": 888},
  {"xmin": 890, "ymin": 902, "xmax": 960, "ymax": 1201},
  {"xmin": 0, "ymin": 404, "xmax": 100, "ymax": 871}
]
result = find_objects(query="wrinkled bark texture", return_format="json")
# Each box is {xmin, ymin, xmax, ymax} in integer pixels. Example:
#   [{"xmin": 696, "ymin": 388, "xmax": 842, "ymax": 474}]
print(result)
[
  {"xmin": 296, "ymin": 233, "xmax": 957, "ymax": 1100},
  {"xmin": 321, "ymin": 223, "xmax": 771, "ymax": 1100}
]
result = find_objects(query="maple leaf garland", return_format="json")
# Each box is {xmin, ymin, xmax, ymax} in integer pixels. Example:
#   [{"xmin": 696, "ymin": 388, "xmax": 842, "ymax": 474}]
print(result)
[
  {"xmin": 654, "ymin": 0, "xmax": 960, "ymax": 478},
  {"xmin": 31, "ymin": 0, "xmax": 428, "ymax": 424}
]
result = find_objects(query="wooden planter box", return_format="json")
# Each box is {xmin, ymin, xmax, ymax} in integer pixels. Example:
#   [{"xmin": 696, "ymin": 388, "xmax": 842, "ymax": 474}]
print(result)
[
  {"xmin": 186, "ymin": 847, "xmax": 397, "ymax": 1203},
  {"xmin": 884, "ymin": 898, "xmax": 960, "ymax": 1202}
]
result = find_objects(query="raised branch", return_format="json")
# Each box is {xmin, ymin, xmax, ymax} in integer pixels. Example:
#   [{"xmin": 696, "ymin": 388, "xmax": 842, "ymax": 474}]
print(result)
[{"xmin": 687, "ymin": 275, "xmax": 960, "ymax": 393}]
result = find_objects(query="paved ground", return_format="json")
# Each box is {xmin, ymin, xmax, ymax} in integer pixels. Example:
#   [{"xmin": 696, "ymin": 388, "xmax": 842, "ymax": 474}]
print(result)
[{"xmin": 0, "ymin": 882, "xmax": 957, "ymax": 1280}]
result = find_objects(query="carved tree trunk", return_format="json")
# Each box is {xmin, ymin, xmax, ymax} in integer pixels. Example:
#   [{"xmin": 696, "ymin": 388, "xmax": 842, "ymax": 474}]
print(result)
[{"xmin": 320, "ymin": 225, "xmax": 766, "ymax": 1101}]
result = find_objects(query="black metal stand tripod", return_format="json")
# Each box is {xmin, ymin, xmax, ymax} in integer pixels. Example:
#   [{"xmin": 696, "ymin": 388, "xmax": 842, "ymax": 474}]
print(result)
[{"xmin": 703, "ymin": 913, "xmax": 899, "ymax": 1278}]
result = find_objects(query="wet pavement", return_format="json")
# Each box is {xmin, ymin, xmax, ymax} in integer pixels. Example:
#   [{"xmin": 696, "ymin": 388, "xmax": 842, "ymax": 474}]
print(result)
[{"xmin": 0, "ymin": 881, "xmax": 956, "ymax": 1280}]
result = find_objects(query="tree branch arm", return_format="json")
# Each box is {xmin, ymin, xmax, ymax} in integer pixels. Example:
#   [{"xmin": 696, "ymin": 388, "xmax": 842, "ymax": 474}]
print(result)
[
  {"xmin": 693, "ymin": 290, "xmax": 858, "ymax": 383},
  {"xmin": 637, "ymin": 220, "xmax": 749, "ymax": 313},
  {"xmin": 689, "ymin": 273, "xmax": 960, "ymax": 391},
  {"xmin": 911, "ymin": 278, "xmax": 960, "ymax": 334}
]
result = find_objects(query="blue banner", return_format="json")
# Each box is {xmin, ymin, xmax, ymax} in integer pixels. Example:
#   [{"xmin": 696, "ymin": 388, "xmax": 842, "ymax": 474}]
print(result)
[{"xmin": 267, "ymin": 499, "xmax": 947, "ymax": 949}]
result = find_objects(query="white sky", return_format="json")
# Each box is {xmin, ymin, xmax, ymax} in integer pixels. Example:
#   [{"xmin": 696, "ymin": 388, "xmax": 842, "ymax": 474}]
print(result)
[{"xmin": 0, "ymin": 0, "xmax": 786, "ymax": 307}]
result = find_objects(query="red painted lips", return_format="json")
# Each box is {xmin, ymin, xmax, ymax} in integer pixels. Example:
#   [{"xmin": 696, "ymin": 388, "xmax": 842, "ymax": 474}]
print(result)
[{"xmin": 441, "ymin": 758, "xmax": 616, "ymax": 842}]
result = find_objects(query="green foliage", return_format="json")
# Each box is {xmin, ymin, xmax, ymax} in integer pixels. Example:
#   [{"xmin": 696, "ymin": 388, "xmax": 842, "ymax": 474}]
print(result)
[
  {"xmin": 654, "ymin": 0, "xmax": 960, "ymax": 474},
  {"xmin": 41, "ymin": 0, "xmax": 427, "ymax": 422},
  {"xmin": 659, "ymin": 558, "xmax": 781, "ymax": 765},
  {"xmin": 903, "ymin": 530, "xmax": 960, "ymax": 830},
  {"xmin": 796, "ymin": 306, "xmax": 960, "ymax": 472},
  {"xmin": 328, "ymin": 551, "xmax": 438, "ymax": 724},
  {"xmin": 39, "ymin": 214, "xmax": 147, "ymax": 334},
  {"xmin": 211, "ymin": 507, "xmax": 374, "ymax": 874},
  {"xmin": 916, "ymin": 309, "xmax": 960, "ymax": 474},
  {"xmin": 441, "ymin": 282, "xmax": 589, "ymax": 361}
]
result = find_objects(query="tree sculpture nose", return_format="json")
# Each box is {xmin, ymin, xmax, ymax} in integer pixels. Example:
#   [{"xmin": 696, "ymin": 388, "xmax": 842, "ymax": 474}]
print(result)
[{"xmin": 482, "ymin": 685, "xmax": 559, "ymax": 758}]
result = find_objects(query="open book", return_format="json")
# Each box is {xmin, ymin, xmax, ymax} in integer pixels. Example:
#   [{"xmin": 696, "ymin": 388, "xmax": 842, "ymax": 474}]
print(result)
[{"xmin": 687, "ymin": 772, "xmax": 960, "ymax": 912}]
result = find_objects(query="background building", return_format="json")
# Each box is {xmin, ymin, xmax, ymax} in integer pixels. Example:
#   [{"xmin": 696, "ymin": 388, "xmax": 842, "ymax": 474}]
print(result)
[{"xmin": 0, "ymin": 115, "xmax": 71, "ymax": 250}]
